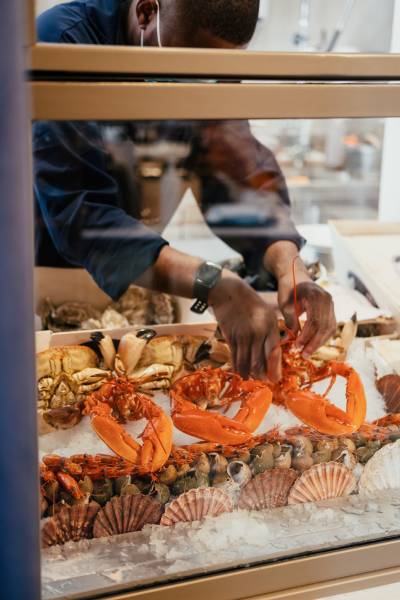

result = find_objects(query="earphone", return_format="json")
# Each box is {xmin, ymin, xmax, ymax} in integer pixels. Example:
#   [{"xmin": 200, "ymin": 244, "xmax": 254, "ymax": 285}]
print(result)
[{"xmin": 140, "ymin": 0, "xmax": 162, "ymax": 48}]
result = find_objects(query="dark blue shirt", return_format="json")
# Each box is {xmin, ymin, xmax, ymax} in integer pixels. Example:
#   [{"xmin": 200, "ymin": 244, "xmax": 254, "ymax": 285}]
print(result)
[
  {"xmin": 35, "ymin": 0, "xmax": 168, "ymax": 300},
  {"xmin": 35, "ymin": 0, "xmax": 303, "ymax": 299}
]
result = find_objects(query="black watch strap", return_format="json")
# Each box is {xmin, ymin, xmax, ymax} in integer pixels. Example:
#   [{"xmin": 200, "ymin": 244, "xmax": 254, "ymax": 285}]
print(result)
[{"xmin": 191, "ymin": 261, "xmax": 222, "ymax": 314}]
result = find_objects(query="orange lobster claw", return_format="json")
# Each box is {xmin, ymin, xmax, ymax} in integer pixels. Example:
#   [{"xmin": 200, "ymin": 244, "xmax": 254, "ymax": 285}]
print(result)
[
  {"xmin": 85, "ymin": 380, "xmax": 173, "ymax": 474},
  {"xmin": 91, "ymin": 412, "xmax": 141, "ymax": 464},
  {"xmin": 284, "ymin": 362, "xmax": 366, "ymax": 436},
  {"xmin": 171, "ymin": 369, "xmax": 273, "ymax": 446}
]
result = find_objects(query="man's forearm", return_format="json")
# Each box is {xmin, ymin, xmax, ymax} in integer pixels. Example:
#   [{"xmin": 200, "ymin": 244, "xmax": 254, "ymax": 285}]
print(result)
[
  {"xmin": 263, "ymin": 241, "xmax": 310, "ymax": 284},
  {"xmin": 136, "ymin": 245, "xmax": 240, "ymax": 300}
]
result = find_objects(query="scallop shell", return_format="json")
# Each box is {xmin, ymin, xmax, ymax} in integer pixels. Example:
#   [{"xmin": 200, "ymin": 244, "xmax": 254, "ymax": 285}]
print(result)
[
  {"xmin": 41, "ymin": 502, "xmax": 100, "ymax": 548},
  {"xmin": 288, "ymin": 462, "xmax": 356, "ymax": 505},
  {"xmin": 160, "ymin": 487, "xmax": 232, "ymax": 526},
  {"xmin": 238, "ymin": 468, "xmax": 298, "ymax": 511},
  {"xmin": 93, "ymin": 494, "xmax": 163, "ymax": 537},
  {"xmin": 358, "ymin": 439, "xmax": 400, "ymax": 494},
  {"xmin": 377, "ymin": 375, "xmax": 400, "ymax": 414}
]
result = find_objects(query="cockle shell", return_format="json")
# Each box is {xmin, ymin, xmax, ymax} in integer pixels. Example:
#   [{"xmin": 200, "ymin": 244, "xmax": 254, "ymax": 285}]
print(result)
[
  {"xmin": 238, "ymin": 468, "xmax": 298, "ymax": 511},
  {"xmin": 358, "ymin": 440, "xmax": 400, "ymax": 494},
  {"xmin": 161, "ymin": 487, "xmax": 232, "ymax": 526},
  {"xmin": 377, "ymin": 375, "xmax": 400, "ymax": 414},
  {"xmin": 41, "ymin": 502, "xmax": 100, "ymax": 548},
  {"xmin": 288, "ymin": 462, "xmax": 356, "ymax": 505},
  {"xmin": 93, "ymin": 494, "xmax": 163, "ymax": 537}
]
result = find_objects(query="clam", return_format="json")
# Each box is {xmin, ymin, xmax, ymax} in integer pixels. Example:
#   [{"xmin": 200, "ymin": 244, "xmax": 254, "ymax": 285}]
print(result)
[
  {"xmin": 317, "ymin": 438, "xmax": 339, "ymax": 453},
  {"xmin": 114, "ymin": 476, "xmax": 131, "ymax": 496},
  {"xmin": 251, "ymin": 446, "xmax": 274, "ymax": 475},
  {"xmin": 227, "ymin": 461, "xmax": 252, "ymax": 486},
  {"xmin": 352, "ymin": 433, "xmax": 367, "ymax": 448},
  {"xmin": 332, "ymin": 448, "xmax": 357, "ymax": 471},
  {"xmin": 209, "ymin": 453, "xmax": 228, "ymax": 475},
  {"xmin": 211, "ymin": 472, "xmax": 230, "ymax": 486},
  {"xmin": 288, "ymin": 462, "xmax": 356, "ymax": 505},
  {"xmin": 42, "ymin": 502, "xmax": 100, "ymax": 547},
  {"xmin": 121, "ymin": 484, "xmax": 141, "ymax": 496},
  {"xmin": 339, "ymin": 438, "xmax": 356, "ymax": 453},
  {"xmin": 79, "ymin": 476, "xmax": 94, "ymax": 497},
  {"xmin": 356, "ymin": 446, "xmax": 377, "ymax": 464},
  {"xmin": 233, "ymin": 450, "xmax": 251, "ymax": 464},
  {"xmin": 292, "ymin": 436, "xmax": 313, "ymax": 455},
  {"xmin": 195, "ymin": 453, "xmax": 211, "ymax": 476},
  {"xmin": 159, "ymin": 465, "xmax": 178, "ymax": 485},
  {"xmin": 272, "ymin": 444, "xmax": 282, "ymax": 459},
  {"xmin": 171, "ymin": 471, "xmax": 199, "ymax": 496},
  {"xmin": 292, "ymin": 450, "xmax": 313, "ymax": 472},
  {"xmin": 93, "ymin": 494, "xmax": 163, "ymax": 537},
  {"xmin": 92, "ymin": 478, "xmax": 113, "ymax": 506},
  {"xmin": 161, "ymin": 488, "xmax": 232, "ymax": 526},
  {"xmin": 150, "ymin": 483, "xmax": 170, "ymax": 505},
  {"xmin": 238, "ymin": 469, "xmax": 298, "ymax": 511},
  {"xmin": 274, "ymin": 445, "xmax": 292, "ymax": 469},
  {"xmin": 312, "ymin": 449, "xmax": 332, "ymax": 465}
]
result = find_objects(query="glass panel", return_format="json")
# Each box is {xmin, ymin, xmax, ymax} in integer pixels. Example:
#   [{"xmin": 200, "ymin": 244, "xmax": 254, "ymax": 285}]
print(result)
[
  {"xmin": 35, "ymin": 0, "xmax": 396, "ymax": 54},
  {"xmin": 36, "ymin": 116, "xmax": 400, "ymax": 600}
]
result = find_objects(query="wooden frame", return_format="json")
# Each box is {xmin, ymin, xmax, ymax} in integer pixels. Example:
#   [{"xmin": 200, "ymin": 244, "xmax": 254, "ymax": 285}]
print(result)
[
  {"xmin": 31, "ymin": 81, "xmax": 400, "ymax": 120},
  {"xmin": 30, "ymin": 43, "xmax": 400, "ymax": 80}
]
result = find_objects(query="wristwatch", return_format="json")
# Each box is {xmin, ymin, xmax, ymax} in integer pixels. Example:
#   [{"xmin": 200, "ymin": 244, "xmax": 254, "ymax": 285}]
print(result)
[{"xmin": 191, "ymin": 261, "xmax": 223, "ymax": 314}]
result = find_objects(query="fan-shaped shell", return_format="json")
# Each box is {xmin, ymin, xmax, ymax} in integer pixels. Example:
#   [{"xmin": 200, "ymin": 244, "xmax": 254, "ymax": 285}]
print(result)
[
  {"xmin": 377, "ymin": 375, "xmax": 400, "ymax": 414},
  {"xmin": 238, "ymin": 468, "xmax": 298, "ymax": 511},
  {"xmin": 161, "ymin": 487, "xmax": 232, "ymax": 526},
  {"xmin": 93, "ymin": 494, "xmax": 162, "ymax": 537},
  {"xmin": 41, "ymin": 502, "xmax": 100, "ymax": 548},
  {"xmin": 288, "ymin": 462, "xmax": 356, "ymax": 504},
  {"xmin": 359, "ymin": 439, "xmax": 400, "ymax": 494}
]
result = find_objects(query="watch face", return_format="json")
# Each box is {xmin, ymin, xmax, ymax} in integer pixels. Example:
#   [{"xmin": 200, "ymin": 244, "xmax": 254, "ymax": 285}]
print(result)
[{"xmin": 199, "ymin": 262, "xmax": 222, "ymax": 287}]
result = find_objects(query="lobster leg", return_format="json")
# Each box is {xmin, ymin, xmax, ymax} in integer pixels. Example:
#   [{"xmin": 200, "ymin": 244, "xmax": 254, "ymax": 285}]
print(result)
[{"xmin": 284, "ymin": 362, "xmax": 366, "ymax": 436}]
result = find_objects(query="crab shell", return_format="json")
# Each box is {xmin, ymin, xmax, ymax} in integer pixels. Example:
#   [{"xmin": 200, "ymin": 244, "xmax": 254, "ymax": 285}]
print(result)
[
  {"xmin": 37, "ymin": 346, "xmax": 110, "ymax": 435},
  {"xmin": 125, "ymin": 335, "xmax": 231, "ymax": 390}
]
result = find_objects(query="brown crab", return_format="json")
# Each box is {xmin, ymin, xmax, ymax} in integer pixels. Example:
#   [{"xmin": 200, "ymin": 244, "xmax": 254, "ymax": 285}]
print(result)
[
  {"xmin": 93, "ymin": 330, "xmax": 231, "ymax": 392},
  {"xmin": 37, "ymin": 346, "xmax": 110, "ymax": 434}
]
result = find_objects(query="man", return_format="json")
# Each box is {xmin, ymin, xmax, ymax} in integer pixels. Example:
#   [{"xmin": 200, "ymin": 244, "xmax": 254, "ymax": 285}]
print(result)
[{"xmin": 35, "ymin": 0, "xmax": 336, "ymax": 380}]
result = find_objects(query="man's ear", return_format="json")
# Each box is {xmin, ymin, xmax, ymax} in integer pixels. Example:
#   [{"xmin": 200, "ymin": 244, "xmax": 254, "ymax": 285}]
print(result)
[{"xmin": 136, "ymin": 0, "xmax": 159, "ymax": 30}]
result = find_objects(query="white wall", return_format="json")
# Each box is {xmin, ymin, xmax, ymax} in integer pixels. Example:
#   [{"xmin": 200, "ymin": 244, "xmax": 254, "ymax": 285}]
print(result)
[{"xmin": 251, "ymin": 0, "xmax": 394, "ymax": 52}]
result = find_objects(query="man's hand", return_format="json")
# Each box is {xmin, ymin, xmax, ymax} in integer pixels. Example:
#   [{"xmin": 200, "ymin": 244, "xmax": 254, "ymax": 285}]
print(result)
[
  {"xmin": 265, "ymin": 241, "xmax": 336, "ymax": 359},
  {"xmin": 277, "ymin": 269, "xmax": 336, "ymax": 359},
  {"xmin": 209, "ymin": 274, "xmax": 282, "ymax": 381}
]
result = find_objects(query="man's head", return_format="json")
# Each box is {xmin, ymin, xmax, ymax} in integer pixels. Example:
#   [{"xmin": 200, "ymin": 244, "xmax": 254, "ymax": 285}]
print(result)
[{"xmin": 129, "ymin": 0, "xmax": 260, "ymax": 49}]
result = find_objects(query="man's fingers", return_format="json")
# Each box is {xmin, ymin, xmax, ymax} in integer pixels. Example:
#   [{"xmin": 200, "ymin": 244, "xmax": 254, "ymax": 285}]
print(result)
[
  {"xmin": 250, "ymin": 338, "xmax": 267, "ymax": 380},
  {"xmin": 282, "ymin": 305, "xmax": 301, "ymax": 335},
  {"xmin": 236, "ymin": 336, "xmax": 252, "ymax": 379},
  {"xmin": 297, "ymin": 298, "xmax": 336, "ymax": 357},
  {"xmin": 265, "ymin": 332, "xmax": 282, "ymax": 382}
]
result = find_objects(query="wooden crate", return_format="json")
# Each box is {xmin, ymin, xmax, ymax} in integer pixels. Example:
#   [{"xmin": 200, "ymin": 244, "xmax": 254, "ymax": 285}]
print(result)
[{"xmin": 330, "ymin": 220, "xmax": 400, "ymax": 323}]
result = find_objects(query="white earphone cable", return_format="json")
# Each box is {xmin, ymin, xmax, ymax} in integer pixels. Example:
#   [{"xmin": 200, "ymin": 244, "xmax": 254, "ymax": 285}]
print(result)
[{"xmin": 155, "ymin": 0, "xmax": 162, "ymax": 47}]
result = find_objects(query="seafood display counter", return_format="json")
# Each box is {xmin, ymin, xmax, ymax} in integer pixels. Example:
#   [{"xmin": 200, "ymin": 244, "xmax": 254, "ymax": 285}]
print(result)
[{"xmin": 38, "ymin": 318, "xmax": 400, "ymax": 600}]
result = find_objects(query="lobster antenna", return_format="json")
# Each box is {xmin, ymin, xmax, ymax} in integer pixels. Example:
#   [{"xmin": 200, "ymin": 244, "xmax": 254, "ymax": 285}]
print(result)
[{"xmin": 292, "ymin": 255, "xmax": 302, "ymax": 332}]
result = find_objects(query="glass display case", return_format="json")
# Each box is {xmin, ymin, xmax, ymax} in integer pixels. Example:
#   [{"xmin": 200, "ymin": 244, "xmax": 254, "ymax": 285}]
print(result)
[{"xmin": 21, "ymin": 1, "xmax": 400, "ymax": 599}]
